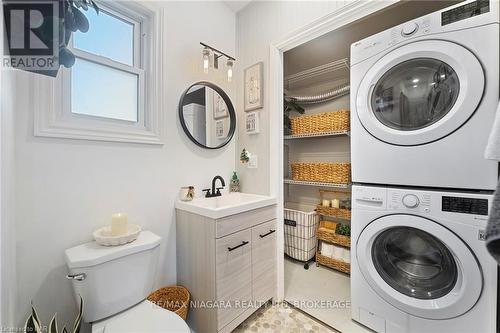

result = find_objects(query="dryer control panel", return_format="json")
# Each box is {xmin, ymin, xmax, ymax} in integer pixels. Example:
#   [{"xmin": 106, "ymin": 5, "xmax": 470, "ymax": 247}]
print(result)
[{"xmin": 388, "ymin": 190, "xmax": 432, "ymax": 213}]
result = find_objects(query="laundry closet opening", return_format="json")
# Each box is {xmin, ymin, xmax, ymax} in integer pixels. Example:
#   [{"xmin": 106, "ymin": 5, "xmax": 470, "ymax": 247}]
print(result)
[{"xmin": 281, "ymin": 1, "xmax": 461, "ymax": 331}]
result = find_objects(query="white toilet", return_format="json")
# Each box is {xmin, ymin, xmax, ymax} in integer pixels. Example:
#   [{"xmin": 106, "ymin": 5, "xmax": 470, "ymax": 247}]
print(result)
[{"xmin": 64, "ymin": 231, "xmax": 190, "ymax": 333}]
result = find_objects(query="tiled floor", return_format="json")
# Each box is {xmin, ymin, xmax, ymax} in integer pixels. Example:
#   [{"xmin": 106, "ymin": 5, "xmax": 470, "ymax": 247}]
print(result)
[
  {"xmin": 284, "ymin": 257, "xmax": 370, "ymax": 333},
  {"xmin": 233, "ymin": 302, "xmax": 337, "ymax": 333}
]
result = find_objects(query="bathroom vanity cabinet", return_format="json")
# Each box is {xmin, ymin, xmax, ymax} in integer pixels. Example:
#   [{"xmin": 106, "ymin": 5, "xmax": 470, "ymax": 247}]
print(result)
[{"xmin": 176, "ymin": 204, "xmax": 277, "ymax": 333}]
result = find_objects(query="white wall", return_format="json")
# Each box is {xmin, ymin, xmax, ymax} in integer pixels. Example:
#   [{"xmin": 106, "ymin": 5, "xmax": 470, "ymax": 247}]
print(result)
[
  {"xmin": 235, "ymin": 0, "xmax": 357, "ymax": 195},
  {"xmin": 1, "ymin": 62, "xmax": 18, "ymax": 330},
  {"xmin": 11, "ymin": 1, "xmax": 236, "ymax": 330}
]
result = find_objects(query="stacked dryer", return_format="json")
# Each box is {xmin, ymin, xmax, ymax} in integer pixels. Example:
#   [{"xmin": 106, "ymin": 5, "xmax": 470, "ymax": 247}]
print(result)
[{"xmin": 349, "ymin": 1, "xmax": 499, "ymax": 332}]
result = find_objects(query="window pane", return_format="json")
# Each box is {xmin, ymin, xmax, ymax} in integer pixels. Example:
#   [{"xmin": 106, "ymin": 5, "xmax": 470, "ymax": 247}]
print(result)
[
  {"xmin": 73, "ymin": 9, "xmax": 134, "ymax": 66},
  {"xmin": 71, "ymin": 58, "xmax": 138, "ymax": 122}
]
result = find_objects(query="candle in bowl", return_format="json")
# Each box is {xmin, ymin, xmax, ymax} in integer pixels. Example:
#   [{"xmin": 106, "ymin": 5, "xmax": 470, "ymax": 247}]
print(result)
[{"xmin": 111, "ymin": 213, "xmax": 128, "ymax": 236}]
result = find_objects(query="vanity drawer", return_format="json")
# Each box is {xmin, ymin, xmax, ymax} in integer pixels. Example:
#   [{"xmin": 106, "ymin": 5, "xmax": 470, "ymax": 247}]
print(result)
[
  {"xmin": 216, "ymin": 205, "xmax": 276, "ymax": 238},
  {"xmin": 251, "ymin": 219, "xmax": 277, "ymax": 302},
  {"xmin": 215, "ymin": 229, "xmax": 252, "ymax": 330}
]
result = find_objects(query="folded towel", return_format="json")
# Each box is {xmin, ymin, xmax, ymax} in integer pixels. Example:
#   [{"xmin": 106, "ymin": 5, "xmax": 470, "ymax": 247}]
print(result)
[
  {"xmin": 484, "ymin": 101, "xmax": 500, "ymax": 161},
  {"xmin": 321, "ymin": 242, "xmax": 334, "ymax": 257},
  {"xmin": 332, "ymin": 245, "xmax": 344, "ymax": 260},
  {"xmin": 486, "ymin": 180, "xmax": 500, "ymax": 263}
]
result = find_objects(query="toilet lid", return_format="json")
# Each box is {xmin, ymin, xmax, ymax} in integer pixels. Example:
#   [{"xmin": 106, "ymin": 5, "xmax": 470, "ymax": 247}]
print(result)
[{"xmin": 92, "ymin": 300, "xmax": 190, "ymax": 333}]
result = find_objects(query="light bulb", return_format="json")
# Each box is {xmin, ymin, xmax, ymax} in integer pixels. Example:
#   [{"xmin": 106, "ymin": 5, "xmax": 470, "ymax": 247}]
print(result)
[
  {"xmin": 227, "ymin": 59, "xmax": 233, "ymax": 82},
  {"xmin": 202, "ymin": 47, "xmax": 210, "ymax": 74}
]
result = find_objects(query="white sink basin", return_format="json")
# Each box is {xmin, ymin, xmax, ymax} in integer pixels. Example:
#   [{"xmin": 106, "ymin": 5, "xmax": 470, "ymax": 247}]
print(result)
[{"xmin": 175, "ymin": 192, "xmax": 276, "ymax": 219}]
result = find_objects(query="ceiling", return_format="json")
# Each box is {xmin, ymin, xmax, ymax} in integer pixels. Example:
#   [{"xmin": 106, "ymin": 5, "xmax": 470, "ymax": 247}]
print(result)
[{"xmin": 223, "ymin": 0, "xmax": 252, "ymax": 13}]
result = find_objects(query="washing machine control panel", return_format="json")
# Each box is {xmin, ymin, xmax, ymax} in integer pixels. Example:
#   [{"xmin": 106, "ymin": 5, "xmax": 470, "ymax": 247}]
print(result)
[
  {"xmin": 388, "ymin": 190, "xmax": 431, "ymax": 213},
  {"xmin": 401, "ymin": 22, "xmax": 419, "ymax": 36}
]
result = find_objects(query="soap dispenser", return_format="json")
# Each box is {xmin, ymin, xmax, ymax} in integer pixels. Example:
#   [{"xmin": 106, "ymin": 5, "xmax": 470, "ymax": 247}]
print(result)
[{"xmin": 230, "ymin": 171, "xmax": 240, "ymax": 192}]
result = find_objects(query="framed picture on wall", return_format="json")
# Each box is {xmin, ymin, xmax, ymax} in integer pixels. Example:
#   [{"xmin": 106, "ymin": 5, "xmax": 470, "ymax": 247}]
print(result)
[
  {"xmin": 215, "ymin": 120, "xmax": 225, "ymax": 138},
  {"xmin": 245, "ymin": 112, "xmax": 259, "ymax": 134},
  {"xmin": 244, "ymin": 62, "xmax": 263, "ymax": 111},
  {"xmin": 213, "ymin": 93, "xmax": 228, "ymax": 119}
]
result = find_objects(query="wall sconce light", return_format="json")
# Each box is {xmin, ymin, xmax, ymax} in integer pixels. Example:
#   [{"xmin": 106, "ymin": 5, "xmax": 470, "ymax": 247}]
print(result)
[
  {"xmin": 202, "ymin": 47, "xmax": 210, "ymax": 74},
  {"xmin": 227, "ymin": 59, "xmax": 233, "ymax": 82},
  {"xmin": 200, "ymin": 42, "xmax": 236, "ymax": 82}
]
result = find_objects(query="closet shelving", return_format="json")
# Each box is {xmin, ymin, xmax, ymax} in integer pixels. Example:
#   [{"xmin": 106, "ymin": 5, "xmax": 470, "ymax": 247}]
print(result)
[
  {"xmin": 284, "ymin": 56, "xmax": 352, "ymax": 275},
  {"xmin": 315, "ymin": 190, "xmax": 351, "ymax": 274},
  {"xmin": 284, "ymin": 130, "xmax": 350, "ymax": 140},
  {"xmin": 283, "ymin": 179, "xmax": 350, "ymax": 189},
  {"xmin": 284, "ymin": 58, "xmax": 349, "ymax": 86}
]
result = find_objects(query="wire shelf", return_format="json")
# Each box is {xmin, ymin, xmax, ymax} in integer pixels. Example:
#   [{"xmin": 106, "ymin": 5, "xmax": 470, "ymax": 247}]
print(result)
[
  {"xmin": 284, "ymin": 179, "xmax": 351, "ymax": 189},
  {"xmin": 284, "ymin": 130, "xmax": 350, "ymax": 140}
]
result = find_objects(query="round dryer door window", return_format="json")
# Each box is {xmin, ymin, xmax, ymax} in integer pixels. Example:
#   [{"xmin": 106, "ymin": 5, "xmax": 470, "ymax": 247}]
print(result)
[
  {"xmin": 356, "ymin": 214, "xmax": 482, "ymax": 320},
  {"xmin": 356, "ymin": 40, "xmax": 484, "ymax": 146},
  {"xmin": 371, "ymin": 59, "xmax": 460, "ymax": 131}
]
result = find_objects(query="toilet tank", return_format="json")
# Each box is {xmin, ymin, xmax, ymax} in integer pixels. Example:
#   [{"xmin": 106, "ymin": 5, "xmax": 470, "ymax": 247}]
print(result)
[{"xmin": 65, "ymin": 231, "xmax": 161, "ymax": 323}]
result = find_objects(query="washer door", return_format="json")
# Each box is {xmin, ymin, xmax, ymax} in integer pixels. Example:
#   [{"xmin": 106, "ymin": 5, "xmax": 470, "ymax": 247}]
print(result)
[
  {"xmin": 356, "ymin": 40, "xmax": 484, "ymax": 146},
  {"xmin": 356, "ymin": 214, "xmax": 482, "ymax": 319}
]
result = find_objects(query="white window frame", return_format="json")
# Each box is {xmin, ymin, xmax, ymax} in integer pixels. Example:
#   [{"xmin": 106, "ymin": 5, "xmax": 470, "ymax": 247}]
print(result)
[{"xmin": 34, "ymin": 1, "xmax": 163, "ymax": 145}]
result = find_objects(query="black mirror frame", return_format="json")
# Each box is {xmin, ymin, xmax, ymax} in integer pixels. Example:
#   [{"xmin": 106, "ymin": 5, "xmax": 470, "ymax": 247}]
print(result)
[{"xmin": 178, "ymin": 81, "xmax": 236, "ymax": 150}]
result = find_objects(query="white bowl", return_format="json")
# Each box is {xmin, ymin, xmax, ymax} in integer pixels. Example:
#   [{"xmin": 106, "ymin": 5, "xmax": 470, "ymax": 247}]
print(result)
[{"xmin": 93, "ymin": 224, "xmax": 142, "ymax": 246}]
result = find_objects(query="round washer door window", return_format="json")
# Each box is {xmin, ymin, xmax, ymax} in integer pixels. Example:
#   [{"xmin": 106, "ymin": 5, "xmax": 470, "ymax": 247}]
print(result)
[
  {"xmin": 356, "ymin": 40, "xmax": 484, "ymax": 146},
  {"xmin": 372, "ymin": 227, "xmax": 457, "ymax": 300},
  {"xmin": 356, "ymin": 214, "xmax": 482, "ymax": 320},
  {"xmin": 371, "ymin": 58, "xmax": 460, "ymax": 131}
]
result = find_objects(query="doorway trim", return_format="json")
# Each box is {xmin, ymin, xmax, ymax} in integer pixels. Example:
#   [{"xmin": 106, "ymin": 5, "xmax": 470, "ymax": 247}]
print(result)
[{"xmin": 269, "ymin": 0, "xmax": 397, "ymax": 301}]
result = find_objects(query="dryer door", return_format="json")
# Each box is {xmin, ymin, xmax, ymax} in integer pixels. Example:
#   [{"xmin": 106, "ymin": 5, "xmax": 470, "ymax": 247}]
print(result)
[
  {"xmin": 356, "ymin": 40, "xmax": 484, "ymax": 146},
  {"xmin": 356, "ymin": 214, "xmax": 482, "ymax": 319}
]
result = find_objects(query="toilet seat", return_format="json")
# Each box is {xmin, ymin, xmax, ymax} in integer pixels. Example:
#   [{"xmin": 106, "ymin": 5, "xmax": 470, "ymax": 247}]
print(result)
[{"xmin": 91, "ymin": 300, "xmax": 190, "ymax": 333}]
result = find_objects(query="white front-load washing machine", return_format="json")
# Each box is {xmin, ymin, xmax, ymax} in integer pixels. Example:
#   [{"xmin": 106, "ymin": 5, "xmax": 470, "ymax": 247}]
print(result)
[
  {"xmin": 351, "ymin": 184, "xmax": 497, "ymax": 333},
  {"xmin": 350, "ymin": 0, "xmax": 499, "ymax": 190}
]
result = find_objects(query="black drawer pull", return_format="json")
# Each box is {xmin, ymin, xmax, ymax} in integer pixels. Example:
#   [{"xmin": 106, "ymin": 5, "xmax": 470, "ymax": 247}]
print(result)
[
  {"xmin": 228, "ymin": 241, "xmax": 249, "ymax": 252},
  {"xmin": 259, "ymin": 229, "xmax": 276, "ymax": 238}
]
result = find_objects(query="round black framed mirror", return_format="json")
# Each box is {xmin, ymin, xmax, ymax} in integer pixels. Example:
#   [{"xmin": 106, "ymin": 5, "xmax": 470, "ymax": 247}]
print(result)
[{"xmin": 178, "ymin": 82, "xmax": 236, "ymax": 149}]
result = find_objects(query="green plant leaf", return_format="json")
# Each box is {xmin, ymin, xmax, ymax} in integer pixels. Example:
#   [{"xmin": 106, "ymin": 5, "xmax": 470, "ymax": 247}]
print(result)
[
  {"xmin": 31, "ymin": 302, "xmax": 41, "ymax": 327},
  {"xmin": 90, "ymin": 0, "xmax": 99, "ymax": 14},
  {"xmin": 72, "ymin": 295, "xmax": 84, "ymax": 333},
  {"xmin": 80, "ymin": 0, "xmax": 88, "ymax": 11},
  {"xmin": 65, "ymin": 9, "xmax": 78, "ymax": 32},
  {"xmin": 59, "ymin": 46, "xmax": 76, "ymax": 68},
  {"xmin": 73, "ymin": 7, "xmax": 89, "ymax": 33},
  {"xmin": 25, "ymin": 315, "xmax": 42, "ymax": 333},
  {"xmin": 49, "ymin": 314, "xmax": 58, "ymax": 333},
  {"xmin": 62, "ymin": 327, "xmax": 69, "ymax": 333}
]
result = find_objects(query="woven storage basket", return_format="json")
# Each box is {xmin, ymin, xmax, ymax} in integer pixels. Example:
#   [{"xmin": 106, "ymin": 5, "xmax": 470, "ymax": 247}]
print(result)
[
  {"xmin": 291, "ymin": 162, "xmax": 351, "ymax": 184},
  {"xmin": 316, "ymin": 205, "xmax": 351, "ymax": 219},
  {"xmin": 316, "ymin": 221, "xmax": 350, "ymax": 248},
  {"xmin": 147, "ymin": 286, "xmax": 190, "ymax": 320},
  {"xmin": 284, "ymin": 203, "xmax": 319, "ymax": 262},
  {"xmin": 290, "ymin": 110, "xmax": 350, "ymax": 136}
]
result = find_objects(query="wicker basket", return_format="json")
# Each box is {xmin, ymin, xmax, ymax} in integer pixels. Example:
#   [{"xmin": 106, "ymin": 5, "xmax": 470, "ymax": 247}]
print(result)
[
  {"xmin": 316, "ymin": 205, "xmax": 351, "ymax": 219},
  {"xmin": 147, "ymin": 286, "xmax": 190, "ymax": 320},
  {"xmin": 316, "ymin": 252, "xmax": 350, "ymax": 274},
  {"xmin": 316, "ymin": 221, "xmax": 350, "ymax": 248},
  {"xmin": 290, "ymin": 110, "xmax": 350, "ymax": 136},
  {"xmin": 291, "ymin": 162, "xmax": 351, "ymax": 184}
]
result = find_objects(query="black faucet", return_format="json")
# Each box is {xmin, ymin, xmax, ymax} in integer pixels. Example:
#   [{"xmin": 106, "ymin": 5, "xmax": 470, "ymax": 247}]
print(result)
[{"xmin": 203, "ymin": 176, "xmax": 226, "ymax": 198}]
